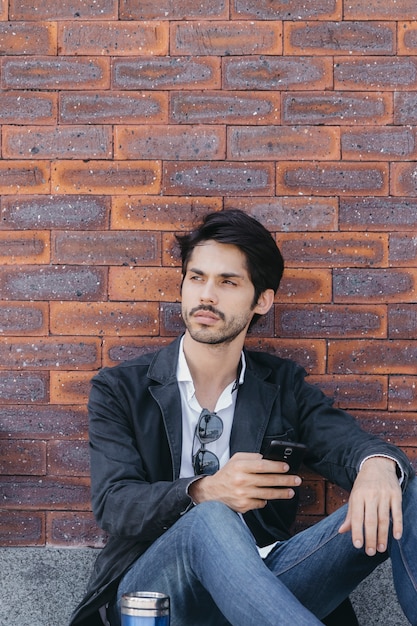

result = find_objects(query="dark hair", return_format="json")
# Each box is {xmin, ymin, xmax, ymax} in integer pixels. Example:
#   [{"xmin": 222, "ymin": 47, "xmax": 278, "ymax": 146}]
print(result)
[{"xmin": 176, "ymin": 210, "xmax": 284, "ymax": 324}]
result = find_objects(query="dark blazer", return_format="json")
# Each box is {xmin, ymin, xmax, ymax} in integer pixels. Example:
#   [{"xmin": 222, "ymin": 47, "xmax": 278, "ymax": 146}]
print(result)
[{"xmin": 69, "ymin": 335, "xmax": 414, "ymax": 625}]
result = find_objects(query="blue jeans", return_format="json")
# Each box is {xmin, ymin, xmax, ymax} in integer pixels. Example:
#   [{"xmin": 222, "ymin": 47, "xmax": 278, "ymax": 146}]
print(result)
[{"xmin": 109, "ymin": 478, "xmax": 417, "ymax": 626}]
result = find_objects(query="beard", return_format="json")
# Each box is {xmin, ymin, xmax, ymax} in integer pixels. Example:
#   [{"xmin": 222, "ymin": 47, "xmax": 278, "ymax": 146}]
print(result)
[{"xmin": 182, "ymin": 304, "xmax": 253, "ymax": 345}]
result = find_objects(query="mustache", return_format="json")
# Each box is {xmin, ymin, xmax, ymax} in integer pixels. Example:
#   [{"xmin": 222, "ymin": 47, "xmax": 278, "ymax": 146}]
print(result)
[{"xmin": 189, "ymin": 305, "xmax": 225, "ymax": 321}]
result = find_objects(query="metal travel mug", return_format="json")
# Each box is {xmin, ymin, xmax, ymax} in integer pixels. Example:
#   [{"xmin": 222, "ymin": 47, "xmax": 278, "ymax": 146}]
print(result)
[{"xmin": 121, "ymin": 592, "xmax": 170, "ymax": 626}]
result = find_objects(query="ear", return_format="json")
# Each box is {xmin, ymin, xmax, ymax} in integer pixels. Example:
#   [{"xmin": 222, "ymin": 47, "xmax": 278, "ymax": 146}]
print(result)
[{"xmin": 253, "ymin": 289, "xmax": 275, "ymax": 316}]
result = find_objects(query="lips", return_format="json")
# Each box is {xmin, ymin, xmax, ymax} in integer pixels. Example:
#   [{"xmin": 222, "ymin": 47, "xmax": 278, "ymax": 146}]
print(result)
[{"xmin": 193, "ymin": 309, "xmax": 220, "ymax": 323}]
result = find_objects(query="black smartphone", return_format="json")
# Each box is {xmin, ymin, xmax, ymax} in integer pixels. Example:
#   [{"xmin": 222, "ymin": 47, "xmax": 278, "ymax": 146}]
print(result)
[{"xmin": 263, "ymin": 440, "xmax": 307, "ymax": 472}]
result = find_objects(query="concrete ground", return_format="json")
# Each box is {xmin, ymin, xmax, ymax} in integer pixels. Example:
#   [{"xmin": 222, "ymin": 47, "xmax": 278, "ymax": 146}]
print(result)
[{"xmin": 0, "ymin": 548, "xmax": 411, "ymax": 625}]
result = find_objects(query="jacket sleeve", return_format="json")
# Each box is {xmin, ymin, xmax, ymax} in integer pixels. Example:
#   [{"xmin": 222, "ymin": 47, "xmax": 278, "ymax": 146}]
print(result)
[
  {"xmin": 88, "ymin": 369, "xmax": 193, "ymax": 541},
  {"xmin": 292, "ymin": 366, "xmax": 415, "ymax": 492}
]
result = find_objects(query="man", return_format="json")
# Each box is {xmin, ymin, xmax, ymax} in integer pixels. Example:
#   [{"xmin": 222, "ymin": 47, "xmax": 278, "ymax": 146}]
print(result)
[{"xmin": 70, "ymin": 209, "xmax": 416, "ymax": 626}]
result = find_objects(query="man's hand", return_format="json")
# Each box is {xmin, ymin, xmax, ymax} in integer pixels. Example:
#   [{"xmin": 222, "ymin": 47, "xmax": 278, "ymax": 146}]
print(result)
[
  {"xmin": 188, "ymin": 452, "xmax": 301, "ymax": 514},
  {"xmin": 338, "ymin": 457, "xmax": 403, "ymax": 556}
]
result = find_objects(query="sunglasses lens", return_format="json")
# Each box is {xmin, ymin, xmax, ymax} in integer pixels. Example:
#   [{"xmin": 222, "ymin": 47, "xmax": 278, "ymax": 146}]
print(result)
[
  {"xmin": 193, "ymin": 449, "xmax": 219, "ymax": 475},
  {"xmin": 197, "ymin": 410, "xmax": 223, "ymax": 443}
]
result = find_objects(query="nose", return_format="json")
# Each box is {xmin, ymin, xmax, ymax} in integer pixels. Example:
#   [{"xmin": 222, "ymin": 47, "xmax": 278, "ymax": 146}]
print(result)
[{"xmin": 199, "ymin": 279, "xmax": 218, "ymax": 304}]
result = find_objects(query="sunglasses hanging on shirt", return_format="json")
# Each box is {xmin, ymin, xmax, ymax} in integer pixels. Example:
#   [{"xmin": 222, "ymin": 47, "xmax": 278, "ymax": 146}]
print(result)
[{"xmin": 192, "ymin": 408, "xmax": 224, "ymax": 476}]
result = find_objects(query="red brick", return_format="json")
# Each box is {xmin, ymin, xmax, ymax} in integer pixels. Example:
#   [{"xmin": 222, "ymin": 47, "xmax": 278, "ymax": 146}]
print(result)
[
  {"xmin": 232, "ymin": 0, "xmax": 341, "ymax": 20},
  {"xmin": 245, "ymin": 337, "xmax": 327, "ymax": 374},
  {"xmin": 2, "ymin": 56, "xmax": 110, "ymax": 90},
  {"xmin": 391, "ymin": 163, "xmax": 417, "ymax": 197},
  {"xmin": 278, "ymin": 232, "xmax": 387, "ymax": 267},
  {"xmin": 47, "ymin": 512, "xmax": 106, "ymax": 548},
  {"xmin": 0, "ymin": 371, "xmax": 49, "ymax": 404},
  {"xmin": 0, "ymin": 230, "xmax": 49, "ymax": 264},
  {"xmin": 112, "ymin": 56, "xmax": 221, "ymax": 90},
  {"xmin": 160, "ymin": 302, "xmax": 187, "ymax": 337},
  {"xmin": 3, "ymin": 125, "xmax": 112, "ymax": 159},
  {"xmin": 0, "ymin": 510, "xmax": 44, "ymax": 546},
  {"xmin": 0, "ymin": 92, "xmax": 57, "ymax": 124},
  {"xmin": 0, "ymin": 405, "xmax": 88, "ymax": 438},
  {"xmin": 345, "ymin": 0, "xmax": 417, "ymax": 20},
  {"xmin": 398, "ymin": 22, "xmax": 417, "ymax": 55},
  {"xmin": 342, "ymin": 126, "xmax": 417, "ymax": 161},
  {"xmin": 275, "ymin": 304, "xmax": 387, "ymax": 338},
  {"xmin": 223, "ymin": 56, "xmax": 332, "ymax": 91},
  {"xmin": 308, "ymin": 375, "xmax": 387, "ymax": 410},
  {"xmin": 282, "ymin": 91, "xmax": 393, "ymax": 125},
  {"xmin": 0, "ymin": 302, "xmax": 48, "ymax": 336},
  {"xmin": 115, "ymin": 125, "xmax": 225, "ymax": 160},
  {"xmin": 284, "ymin": 21, "xmax": 395, "ymax": 56},
  {"xmin": 120, "ymin": 0, "xmax": 228, "ymax": 20},
  {"xmin": 277, "ymin": 268, "xmax": 332, "ymax": 303},
  {"xmin": 169, "ymin": 90, "xmax": 280, "ymax": 125},
  {"xmin": 0, "ymin": 476, "xmax": 91, "ymax": 510},
  {"xmin": 111, "ymin": 196, "xmax": 221, "ymax": 230},
  {"xmin": 224, "ymin": 197, "xmax": 338, "ymax": 231},
  {"xmin": 0, "ymin": 440, "xmax": 46, "ymax": 475},
  {"xmin": 59, "ymin": 21, "xmax": 168, "ymax": 56},
  {"xmin": 328, "ymin": 340, "xmax": 417, "ymax": 375},
  {"xmin": 0, "ymin": 0, "xmax": 6, "ymax": 20},
  {"xmin": 298, "ymin": 479, "xmax": 325, "ymax": 515},
  {"xmin": 0, "ymin": 161, "xmax": 49, "ymax": 195},
  {"xmin": 389, "ymin": 305, "xmax": 417, "ymax": 339},
  {"xmin": 326, "ymin": 482, "xmax": 349, "ymax": 514},
  {"xmin": 0, "ymin": 22, "xmax": 56, "ymax": 55},
  {"xmin": 339, "ymin": 197, "xmax": 417, "ymax": 232},
  {"xmin": 52, "ymin": 231, "xmax": 161, "ymax": 266},
  {"xmin": 0, "ymin": 337, "xmax": 101, "ymax": 370},
  {"xmin": 334, "ymin": 56, "xmax": 417, "ymax": 91},
  {"xmin": 9, "ymin": 0, "xmax": 117, "ymax": 20},
  {"xmin": 227, "ymin": 126, "xmax": 339, "ymax": 160},
  {"xmin": 50, "ymin": 302, "xmax": 159, "ymax": 336},
  {"xmin": 171, "ymin": 21, "xmax": 282, "ymax": 56},
  {"xmin": 162, "ymin": 232, "xmax": 184, "ymax": 267},
  {"xmin": 164, "ymin": 161, "xmax": 275, "ymax": 196},
  {"xmin": 50, "ymin": 371, "xmax": 93, "ymax": 405},
  {"xmin": 276, "ymin": 162, "xmax": 388, "ymax": 196},
  {"xmin": 52, "ymin": 160, "xmax": 161, "ymax": 195},
  {"xmin": 389, "ymin": 233, "xmax": 417, "ymax": 266},
  {"xmin": 1, "ymin": 195, "xmax": 110, "ymax": 230},
  {"xmin": 48, "ymin": 440, "xmax": 89, "ymax": 476},
  {"xmin": 333, "ymin": 268, "xmax": 417, "ymax": 303},
  {"xmin": 60, "ymin": 91, "xmax": 168, "ymax": 124},
  {"xmin": 394, "ymin": 92, "xmax": 417, "ymax": 124},
  {"xmin": 355, "ymin": 411, "xmax": 417, "ymax": 446},
  {"xmin": 0, "ymin": 265, "xmax": 107, "ymax": 301},
  {"xmin": 109, "ymin": 266, "xmax": 182, "ymax": 302},
  {"xmin": 103, "ymin": 336, "xmax": 173, "ymax": 366},
  {"xmin": 389, "ymin": 376, "xmax": 417, "ymax": 411}
]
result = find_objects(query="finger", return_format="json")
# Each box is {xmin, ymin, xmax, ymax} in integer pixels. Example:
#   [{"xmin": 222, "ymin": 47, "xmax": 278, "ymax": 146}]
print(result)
[
  {"xmin": 391, "ymin": 493, "xmax": 403, "ymax": 542},
  {"xmin": 363, "ymin": 500, "xmax": 379, "ymax": 556},
  {"xmin": 375, "ymin": 501, "xmax": 391, "ymax": 553},
  {"xmin": 349, "ymin": 498, "xmax": 366, "ymax": 550}
]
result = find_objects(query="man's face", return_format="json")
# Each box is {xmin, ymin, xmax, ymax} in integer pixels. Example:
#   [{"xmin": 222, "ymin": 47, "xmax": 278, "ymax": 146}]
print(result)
[{"xmin": 181, "ymin": 240, "xmax": 258, "ymax": 345}]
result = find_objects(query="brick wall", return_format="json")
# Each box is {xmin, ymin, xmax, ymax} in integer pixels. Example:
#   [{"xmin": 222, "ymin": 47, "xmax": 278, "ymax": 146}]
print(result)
[{"xmin": 0, "ymin": 0, "xmax": 416, "ymax": 547}]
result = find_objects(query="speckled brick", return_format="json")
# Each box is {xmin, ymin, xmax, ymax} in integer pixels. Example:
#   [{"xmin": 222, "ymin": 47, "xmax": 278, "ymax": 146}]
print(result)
[
  {"xmin": 389, "ymin": 233, "xmax": 417, "ymax": 265},
  {"xmin": 339, "ymin": 197, "xmax": 417, "ymax": 231},
  {"xmin": 282, "ymin": 91, "xmax": 393, "ymax": 126},
  {"xmin": 391, "ymin": 162, "xmax": 417, "ymax": 196},
  {"xmin": 388, "ymin": 305, "xmax": 417, "ymax": 339},
  {"xmin": 245, "ymin": 337, "xmax": 327, "ymax": 374},
  {"xmin": 2, "ymin": 57, "xmax": 110, "ymax": 90},
  {"xmin": 223, "ymin": 56, "xmax": 332, "ymax": 91},
  {"xmin": 1, "ymin": 195, "xmax": 110, "ymax": 230},
  {"xmin": 0, "ymin": 230, "xmax": 50, "ymax": 264},
  {"xmin": 341, "ymin": 126, "xmax": 417, "ymax": 160},
  {"xmin": 52, "ymin": 231, "xmax": 161, "ymax": 265},
  {"xmin": 103, "ymin": 336, "xmax": 172, "ymax": 367},
  {"xmin": 171, "ymin": 21, "xmax": 282, "ymax": 56},
  {"xmin": 49, "ymin": 371, "xmax": 94, "ymax": 405},
  {"xmin": 398, "ymin": 22, "xmax": 417, "ymax": 54},
  {"xmin": 0, "ymin": 161, "xmax": 50, "ymax": 195},
  {"xmin": 394, "ymin": 92, "xmax": 417, "ymax": 124},
  {"xmin": 389, "ymin": 376, "xmax": 417, "ymax": 411},
  {"xmin": 47, "ymin": 512, "xmax": 106, "ymax": 547},
  {"xmin": 276, "ymin": 162, "xmax": 388, "ymax": 196},
  {"xmin": 9, "ymin": 0, "xmax": 117, "ymax": 20},
  {"xmin": 3, "ymin": 125, "xmax": 112, "ymax": 159},
  {"xmin": 328, "ymin": 339, "xmax": 417, "ymax": 375},
  {"xmin": 115, "ymin": 125, "xmax": 225, "ymax": 160},
  {"xmin": 0, "ymin": 337, "xmax": 101, "ymax": 370},
  {"xmin": 308, "ymin": 374, "xmax": 387, "ymax": 410},
  {"xmin": 47, "ymin": 440, "xmax": 89, "ymax": 476},
  {"xmin": 0, "ymin": 265, "xmax": 107, "ymax": 301},
  {"xmin": 0, "ymin": 371, "xmax": 49, "ymax": 404},
  {"xmin": 109, "ymin": 266, "xmax": 182, "ymax": 302},
  {"xmin": 277, "ymin": 268, "xmax": 332, "ymax": 303},
  {"xmin": 120, "ymin": 0, "xmax": 228, "ymax": 20},
  {"xmin": 334, "ymin": 56, "xmax": 417, "ymax": 90},
  {"xmin": 0, "ymin": 510, "xmax": 44, "ymax": 546},
  {"xmin": 333, "ymin": 268, "xmax": 417, "ymax": 303},
  {"xmin": 50, "ymin": 301, "xmax": 159, "ymax": 336},
  {"xmin": 60, "ymin": 91, "xmax": 168, "ymax": 124},
  {"xmin": 356, "ymin": 412, "xmax": 417, "ymax": 446},
  {"xmin": 0, "ymin": 440, "xmax": 46, "ymax": 475},
  {"xmin": 227, "ymin": 125, "xmax": 339, "ymax": 160},
  {"xmin": 169, "ymin": 90, "xmax": 280, "ymax": 125},
  {"xmin": 0, "ymin": 22, "xmax": 56, "ymax": 55},
  {"xmin": 112, "ymin": 57, "xmax": 221, "ymax": 90},
  {"xmin": 0, "ymin": 405, "xmax": 88, "ymax": 438},
  {"xmin": 59, "ymin": 21, "xmax": 168, "ymax": 56},
  {"xmin": 0, "ymin": 476, "xmax": 91, "ymax": 509},
  {"xmin": 0, "ymin": 302, "xmax": 48, "ymax": 336},
  {"xmin": 284, "ymin": 21, "xmax": 395, "ymax": 55},
  {"xmin": 275, "ymin": 304, "xmax": 387, "ymax": 338},
  {"xmin": 344, "ymin": 0, "xmax": 417, "ymax": 20},
  {"xmin": 0, "ymin": 92, "xmax": 57, "ymax": 124},
  {"xmin": 232, "ymin": 0, "xmax": 341, "ymax": 20}
]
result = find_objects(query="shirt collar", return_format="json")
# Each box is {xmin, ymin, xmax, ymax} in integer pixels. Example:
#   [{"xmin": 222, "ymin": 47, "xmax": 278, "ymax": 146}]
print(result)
[{"xmin": 177, "ymin": 336, "xmax": 246, "ymax": 388}]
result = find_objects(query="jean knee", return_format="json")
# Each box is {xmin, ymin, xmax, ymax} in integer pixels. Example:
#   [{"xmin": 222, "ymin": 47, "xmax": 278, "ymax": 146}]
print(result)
[{"xmin": 188, "ymin": 500, "xmax": 237, "ymax": 526}]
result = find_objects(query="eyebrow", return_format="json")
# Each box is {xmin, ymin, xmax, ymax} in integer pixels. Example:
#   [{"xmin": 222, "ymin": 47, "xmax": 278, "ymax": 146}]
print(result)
[{"xmin": 188, "ymin": 267, "xmax": 245, "ymax": 280}]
